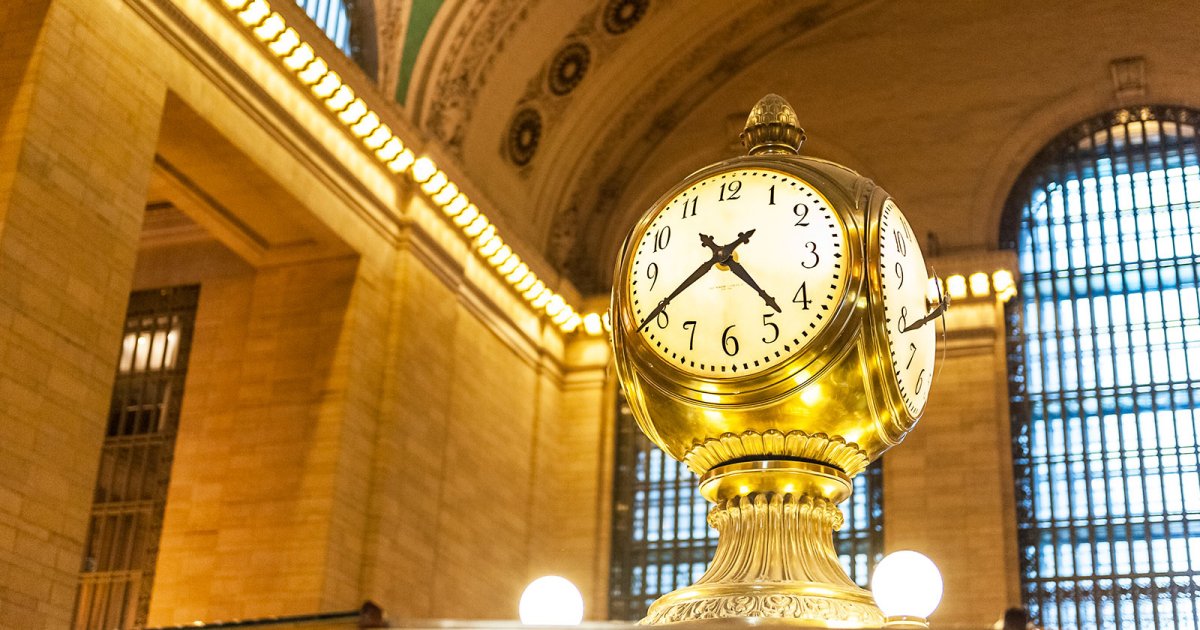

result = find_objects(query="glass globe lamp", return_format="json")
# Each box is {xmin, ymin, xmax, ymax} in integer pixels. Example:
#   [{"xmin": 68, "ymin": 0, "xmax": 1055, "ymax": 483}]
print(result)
[
  {"xmin": 518, "ymin": 576, "xmax": 584, "ymax": 626},
  {"xmin": 871, "ymin": 551, "xmax": 944, "ymax": 629}
]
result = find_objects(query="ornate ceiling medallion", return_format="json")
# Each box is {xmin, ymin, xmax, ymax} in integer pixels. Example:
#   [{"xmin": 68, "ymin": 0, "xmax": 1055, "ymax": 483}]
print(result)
[
  {"xmin": 507, "ymin": 108, "xmax": 543, "ymax": 166},
  {"xmin": 603, "ymin": 0, "xmax": 648, "ymax": 34},
  {"xmin": 548, "ymin": 42, "xmax": 591, "ymax": 96}
]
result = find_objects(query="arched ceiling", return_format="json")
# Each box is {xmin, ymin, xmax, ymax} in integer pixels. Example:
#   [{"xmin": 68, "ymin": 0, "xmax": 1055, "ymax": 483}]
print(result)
[{"xmin": 374, "ymin": 0, "xmax": 1200, "ymax": 294}]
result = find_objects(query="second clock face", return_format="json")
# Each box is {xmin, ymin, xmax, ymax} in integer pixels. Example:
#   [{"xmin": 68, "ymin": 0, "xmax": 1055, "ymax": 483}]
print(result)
[
  {"xmin": 878, "ymin": 199, "xmax": 936, "ymax": 417},
  {"xmin": 627, "ymin": 167, "xmax": 848, "ymax": 379}
]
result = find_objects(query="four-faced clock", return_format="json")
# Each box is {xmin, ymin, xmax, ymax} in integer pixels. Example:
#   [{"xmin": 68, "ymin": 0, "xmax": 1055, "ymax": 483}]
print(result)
[
  {"xmin": 877, "ymin": 199, "xmax": 937, "ymax": 417},
  {"xmin": 626, "ymin": 167, "xmax": 847, "ymax": 378}
]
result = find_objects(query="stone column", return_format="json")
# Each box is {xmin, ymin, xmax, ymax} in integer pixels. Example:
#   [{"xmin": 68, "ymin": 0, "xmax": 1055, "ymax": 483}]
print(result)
[{"xmin": 0, "ymin": 0, "xmax": 165, "ymax": 626}]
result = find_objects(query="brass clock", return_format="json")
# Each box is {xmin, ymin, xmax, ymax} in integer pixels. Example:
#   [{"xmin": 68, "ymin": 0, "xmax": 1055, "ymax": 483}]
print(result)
[{"xmin": 610, "ymin": 95, "xmax": 944, "ymax": 627}]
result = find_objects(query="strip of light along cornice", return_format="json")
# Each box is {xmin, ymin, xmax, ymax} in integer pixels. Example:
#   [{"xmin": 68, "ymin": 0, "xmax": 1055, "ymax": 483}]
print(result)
[{"xmin": 219, "ymin": 0, "xmax": 587, "ymax": 333}]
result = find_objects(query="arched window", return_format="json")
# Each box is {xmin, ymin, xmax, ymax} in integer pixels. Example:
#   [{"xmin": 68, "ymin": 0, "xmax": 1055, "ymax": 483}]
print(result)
[
  {"xmin": 607, "ymin": 393, "xmax": 883, "ymax": 619},
  {"xmin": 1004, "ymin": 106, "xmax": 1200, "ymax": 629},
  {"xmin": 295, "ymin": 0, "xmax": 352, "ymax": 56}
]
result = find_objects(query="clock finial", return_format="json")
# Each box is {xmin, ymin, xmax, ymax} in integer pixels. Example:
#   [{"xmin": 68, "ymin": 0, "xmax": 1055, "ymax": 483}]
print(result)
[{"xmin": 741, "ymin": 94, "xmax": 806, "ymax": 156}]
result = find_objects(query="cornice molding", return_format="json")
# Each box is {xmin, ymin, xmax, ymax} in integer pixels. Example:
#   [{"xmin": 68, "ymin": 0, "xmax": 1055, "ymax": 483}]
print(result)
[{"xmin": 124, "ymin": 0, "xmax": 404, "ymax": 247}]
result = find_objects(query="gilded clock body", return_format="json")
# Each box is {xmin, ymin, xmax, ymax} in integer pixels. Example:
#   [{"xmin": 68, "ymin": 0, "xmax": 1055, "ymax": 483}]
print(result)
[
  {"xmin": 609, "ymin": 95, "xmax": 942, "ymax": 627},
  {"xmin": 612, "ymin": 154, "xmax": 928, "ymax": 477}
]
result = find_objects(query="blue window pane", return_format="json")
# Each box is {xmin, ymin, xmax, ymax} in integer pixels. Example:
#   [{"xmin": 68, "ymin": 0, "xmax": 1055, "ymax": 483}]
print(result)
[
  {"xmin": 294, "ymin": 0, "xmax": 352, "ymax": 55},
  {"xmin": 1008, "ymin": 109, "xmax": 1200, "ymax": 630}
]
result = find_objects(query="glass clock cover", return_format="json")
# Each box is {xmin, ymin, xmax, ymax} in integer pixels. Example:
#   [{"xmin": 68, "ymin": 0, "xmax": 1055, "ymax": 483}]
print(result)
[{"xmin": 627, "ymin": 167, "xmax": 848, "ymax": 379}]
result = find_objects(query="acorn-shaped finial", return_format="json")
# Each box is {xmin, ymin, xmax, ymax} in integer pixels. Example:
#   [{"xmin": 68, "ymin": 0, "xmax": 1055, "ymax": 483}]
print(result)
[{"xmin": 740, "ymin": 94, "xmax": 805, "ymax": 155}]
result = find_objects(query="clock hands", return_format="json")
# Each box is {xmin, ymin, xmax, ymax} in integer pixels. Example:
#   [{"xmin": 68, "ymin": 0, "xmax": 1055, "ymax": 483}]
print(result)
[
  {"xmin": 699, "ymin": 235, "xmax": 781, "ymax": 313},
  {"xmin": 638, "ymin": 230, "xmax": 757, "ymax": 331},
  {"xmin": 901, "ymin": 291, "xmax": 950, "ymax": 332}
]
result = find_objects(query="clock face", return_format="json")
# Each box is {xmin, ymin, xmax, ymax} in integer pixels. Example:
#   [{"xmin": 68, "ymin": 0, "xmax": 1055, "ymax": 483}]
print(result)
[
  {"xmin": 878, "ymin": 199, "xmax": 936, "ymax": 416},
  {"xmin": 627, "ymin": 167, "xmax": 848, "ymax": 379}
]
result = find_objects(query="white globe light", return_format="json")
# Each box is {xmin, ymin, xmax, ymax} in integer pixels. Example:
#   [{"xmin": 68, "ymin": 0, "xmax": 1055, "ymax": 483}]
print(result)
[
  {"xmin": 871, "ymin": 550, "xmax": 944, "ymax": 619},
  {"xmin": 519, "ymin": 576, "xmax": 584, "ymax": 625}
]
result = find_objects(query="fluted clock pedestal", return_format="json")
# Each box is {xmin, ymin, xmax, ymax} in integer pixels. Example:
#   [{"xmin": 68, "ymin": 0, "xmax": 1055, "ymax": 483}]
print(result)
[{"xmin": 641, "ymin": 461, "xmax": 884, "ymax": 627}]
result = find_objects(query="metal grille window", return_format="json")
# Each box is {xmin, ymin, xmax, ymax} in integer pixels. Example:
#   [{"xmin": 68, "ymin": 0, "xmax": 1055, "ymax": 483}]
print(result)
[
  {"xmin": 1004, "ymin": 106, "xmax": 1200, "ymax": 630},
  {"xmin": 295, "ymin": 0, "xmax": 352, "ymax": 55},
  {"xmin": 73, "ymin": 286, "xmax": 200, "ymax": 630},
  {"xmin": 608, "ymin": 393, "xmax": 883, "ymax": 620}
]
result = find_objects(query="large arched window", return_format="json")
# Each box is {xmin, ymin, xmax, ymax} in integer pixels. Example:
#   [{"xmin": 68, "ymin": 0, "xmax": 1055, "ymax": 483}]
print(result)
[
  {"xmin": 607, "ymin": 393, "xmax": 883, "ymax": 619},
  {"xmin": 1004, "ymin": 106, "xmax": 1200, "ymax": 629}
]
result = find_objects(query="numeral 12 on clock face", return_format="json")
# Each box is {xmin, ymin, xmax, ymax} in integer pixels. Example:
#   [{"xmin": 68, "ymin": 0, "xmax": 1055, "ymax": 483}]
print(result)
[
  {"xmin": 627, "ymin": 168, "xmax": 849, "ymax": 379},
  {"xmin": 878, "ymin": 199, "xmax": 936, "ymax": 416}
]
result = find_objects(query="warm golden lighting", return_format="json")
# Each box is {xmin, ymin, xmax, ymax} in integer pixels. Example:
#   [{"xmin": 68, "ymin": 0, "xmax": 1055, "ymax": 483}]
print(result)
[
  {"xmin": 497, "ymin": 255, "xmax": 521, "ymax": 275},
  {"xmin": 410, "ymin": 157, "xmax": 437, "ymax": 183},
  {"xmin": 295, "ymin": 57, "xmax": 327, "ymax": 83},
  {"xmin": 463, "ymin": 215, "xmax": 489, "ymax": 237},
  {"xmin": 374, "ymin": 136, "xmax": 402, "ymax": 160},
  {"xmin": 268, "ymin": 29, "xmax": 299, "ymax": 55},
  {"xmin": 421, "ymin": 171, "xmax": 448, "ymax": 195},
  {"xmin": 283, "ymin": 43, "xmax": 315, "ymax": 70},
  {"xmin": 513, "ymin": 271, "xmax": 535, "ymax": 290},
  {"xmin": 349, "ymin": 111, "xmax": 379, "ymax": 137},
  {"xmin": 544, "ymin": 295, "xmax": 566, "ymax": 317},
  {"xmin": 582, "ymin": 313, "xmax": 602, "ymax": 335},
  {"xmin": 220, "ymin": 0, "xmax": 587, "ymax": 332},
  {"xmin": 508, "ymin": 264, "xmax": 531, "ymax": 285},
  {"xmin": 478, "ymin": 236, "xmax": 504, "ymax": 257},
  {"xmin": 522, "ymin": 280, "xmax": 546, "ymax": 300},
  {"xmin": 387, "ymin": 149, "xmax": 415, "ymax": 174},
  {"xmin": 454, "ymin": 204, "xmax": 479, "ymax": 226},
  {"xmin": 946, "ymin": 274, "xmax": 968, "ymax": 299},
  {"xmin": 310, "ymin": 72, "xmax": 341, "ymax": 98},
  {"xmin": 925, "ymin": 277, "xmax": 942, "ymax": 305},
  {"xmin": 992, "ymin": 269, "xmax": 1016, "ymax": 302},
  {"xmin": 253, "ymin": 14, "xmax": 285, "ymax": 40},
  {"xmin": 488, "ymin": 245, "xmax": 512, "ymax": 266},
  {"xmin": 237, "ymin": 0, "xmax": 270, "ymax": 26},
  {"xmin": 432, "ymin": 183, "xmax": 459, "ymax": 206},
  {"xmin": 968, "ymin": 272, "xmax": 990, "ymax": 297}
]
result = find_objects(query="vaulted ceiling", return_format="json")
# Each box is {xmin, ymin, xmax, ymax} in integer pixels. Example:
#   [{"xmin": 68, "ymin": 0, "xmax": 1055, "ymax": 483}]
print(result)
[{"xmin": 364, "ymin": 0, "xmax": 1198, "ymax": 294}]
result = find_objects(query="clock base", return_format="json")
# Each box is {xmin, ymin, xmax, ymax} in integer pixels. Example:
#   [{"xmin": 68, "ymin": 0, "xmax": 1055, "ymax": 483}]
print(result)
[{"xmin": 640, "ymin": 461, "xmax": 885, "ymax": 628}]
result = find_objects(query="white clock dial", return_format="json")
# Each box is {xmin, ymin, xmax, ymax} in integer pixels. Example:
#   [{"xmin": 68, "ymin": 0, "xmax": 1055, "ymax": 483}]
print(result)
[
  {"xmin": 627, "ymin": 168, "xmax": 848, "ymax": 378},
  {"xmin": 878, "ymin": 199, "xmax": 936, "ymax": 416}
]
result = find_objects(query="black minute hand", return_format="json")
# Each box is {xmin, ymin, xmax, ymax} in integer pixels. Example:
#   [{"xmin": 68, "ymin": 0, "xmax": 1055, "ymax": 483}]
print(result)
[
  {"xmin": 724, "ymin": 259, "xmax": 781, "ymax": 312},
  {"xmin": 638, "ymin": 230, "xmax": 756, "ymax": 331}
]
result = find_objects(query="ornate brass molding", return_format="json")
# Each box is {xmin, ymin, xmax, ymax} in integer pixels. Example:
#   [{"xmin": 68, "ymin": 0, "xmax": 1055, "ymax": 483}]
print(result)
[{"xmin": 683, "ymin": 429, "xmax": 870, "ymax": 477}]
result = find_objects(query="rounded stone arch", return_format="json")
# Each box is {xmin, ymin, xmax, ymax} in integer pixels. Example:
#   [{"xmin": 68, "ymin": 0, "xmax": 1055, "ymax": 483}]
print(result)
[
  {"xmin": 997, "ymin": 102, "xmax": 1200, "ymax": 249},
  {"xmin": 983, "ymin": 81, "xmax": 1200, "ymax": 250}
]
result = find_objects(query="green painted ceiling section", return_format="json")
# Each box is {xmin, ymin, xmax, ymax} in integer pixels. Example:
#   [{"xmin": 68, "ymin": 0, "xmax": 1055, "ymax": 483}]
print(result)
[{"xmin": 395, "ymin": 0, "xmax": 444, "ymax": 105}]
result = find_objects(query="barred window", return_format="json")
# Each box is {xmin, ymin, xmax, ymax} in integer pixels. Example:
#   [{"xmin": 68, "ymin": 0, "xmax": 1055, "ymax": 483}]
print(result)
[
  {"xmin": 73, "ymin": 286, "xmax": 199, "ymax": 630},
  {"xmin": 607, "ymin": 393, "xmax": 883, "ymax": 620},
  {"xmin": 1004, "ymin": 106, "xmax": 1200, "ymax": 629},
  {"xmin": 295, "ymin": 0, "xmax": 352, "ymax": 55}
]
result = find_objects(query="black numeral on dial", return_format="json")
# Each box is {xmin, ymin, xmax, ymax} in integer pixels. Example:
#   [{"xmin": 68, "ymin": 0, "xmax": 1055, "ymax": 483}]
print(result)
[
  {"xmin": 654, "ymin": 226, "xmax": 671, "ymax": 251},
  {"xmin": 722, "ymin": 325, "xmax": 739, "ymax": 356},
  {"xmin": 719, "ymin": 180, "xmax": 742, "ymax": 201}
]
